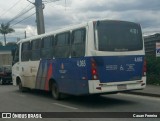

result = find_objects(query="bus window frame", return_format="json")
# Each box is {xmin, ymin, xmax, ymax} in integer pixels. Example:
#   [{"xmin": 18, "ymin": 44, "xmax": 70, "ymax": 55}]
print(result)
[
  {"xmin": 54, "ymin": 32, "xmax": 71, "ymax": 58},
  {"xmin": 41, "ymin": 36, "xmax": 53, "ymax": 59},
  {"xmin": 31, "ymin": 39, "xmax": 41, "ymax": 61},
  {"xmin": 71, "ymin": 28, "xmax": 86, "ymax": 58},
  {"xmin": 21, "ymin": 41, "xmax": 31, "ymax": 62}
]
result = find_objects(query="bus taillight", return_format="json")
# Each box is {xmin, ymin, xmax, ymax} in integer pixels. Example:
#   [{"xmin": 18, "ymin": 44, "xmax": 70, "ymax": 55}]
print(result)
[
  {"xmin": 143, "ymin": 59, "xmax": 147, "ymax": 76},
  {"xmin": 92, "ymin": 69, "xmax": 97, "ymax": 75},
  {"xmin": 91, "ymin": 59, "xmax": 98, "ymax": 80}
]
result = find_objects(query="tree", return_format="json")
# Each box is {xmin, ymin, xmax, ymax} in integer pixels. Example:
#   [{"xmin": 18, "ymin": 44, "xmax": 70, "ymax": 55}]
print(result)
[{"xmin": 0, "ymin": 23, "xmax": 15, "ymax": 46}]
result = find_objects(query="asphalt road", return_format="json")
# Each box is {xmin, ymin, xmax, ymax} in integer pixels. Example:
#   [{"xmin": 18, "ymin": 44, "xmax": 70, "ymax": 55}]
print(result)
[{"xmin": 0, "ymin": 85, "xmax": 160, "ymax": 121}]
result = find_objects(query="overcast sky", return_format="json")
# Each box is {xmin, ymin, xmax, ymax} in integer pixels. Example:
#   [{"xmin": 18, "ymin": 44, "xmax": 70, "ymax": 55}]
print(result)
[{"xmin": 0, "ymin": 0, "xmax": 160, "ymax": 43}]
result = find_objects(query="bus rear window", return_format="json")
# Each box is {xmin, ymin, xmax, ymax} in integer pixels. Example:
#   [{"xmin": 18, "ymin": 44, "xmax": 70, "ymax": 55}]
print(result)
[{"xmin": 95, "ymin": 21, "xmax": 143, "ymax": 51}]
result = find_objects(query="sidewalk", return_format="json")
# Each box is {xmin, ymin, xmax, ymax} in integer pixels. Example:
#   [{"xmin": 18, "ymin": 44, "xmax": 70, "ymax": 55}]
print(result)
[{"xmin": 125, "ymin": 85, "xmax": 160, "ymax": 97}]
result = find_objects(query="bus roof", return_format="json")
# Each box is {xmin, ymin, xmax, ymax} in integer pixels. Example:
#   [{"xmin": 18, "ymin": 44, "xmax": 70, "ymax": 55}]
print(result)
[
  {"xmin": 18, "ymin": 22, "xmax": 89, "ymax": 44},
  {"xmin": 17, "ymin": 19, "xmax": 140, "ymax": 44}
]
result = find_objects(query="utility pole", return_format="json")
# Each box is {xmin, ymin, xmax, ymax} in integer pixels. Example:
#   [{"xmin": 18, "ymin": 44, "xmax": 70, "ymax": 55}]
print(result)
[
  {"xmin": 24, "ymin": 31, "xmax": 27, "ymax": 38},
  {"xmin": 27, "ymin": 0, "xmax": 45, "ymax": 35},
  {"xmin": 35, "ymin": 0, "xmax": 45, "ymax": 35}
]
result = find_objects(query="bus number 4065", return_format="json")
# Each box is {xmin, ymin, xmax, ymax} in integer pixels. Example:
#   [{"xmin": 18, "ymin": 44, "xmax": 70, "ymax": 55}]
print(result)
[{"xmin": 77, "ymin": 60, "xmax": 86, "ymax": 67}]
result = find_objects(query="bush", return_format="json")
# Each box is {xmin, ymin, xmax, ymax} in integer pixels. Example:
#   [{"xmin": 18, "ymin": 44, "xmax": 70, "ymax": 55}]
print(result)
[{"xmin": 146, "ymin": 56, "xmax": 160, "ymax": 85}]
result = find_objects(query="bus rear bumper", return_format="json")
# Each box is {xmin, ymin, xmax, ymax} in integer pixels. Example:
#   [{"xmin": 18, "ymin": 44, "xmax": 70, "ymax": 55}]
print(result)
[{"xmin": 88, "ymin": 77, "xmax": 146, "ymax": 94}]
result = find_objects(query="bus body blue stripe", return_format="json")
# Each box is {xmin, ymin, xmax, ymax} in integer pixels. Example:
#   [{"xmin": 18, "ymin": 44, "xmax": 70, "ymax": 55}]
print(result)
[{"xmin": 35, "ymin": 55, "xmax": 144, "ymax": 95}]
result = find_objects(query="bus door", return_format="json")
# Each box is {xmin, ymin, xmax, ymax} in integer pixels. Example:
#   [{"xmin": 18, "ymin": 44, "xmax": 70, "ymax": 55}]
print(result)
[
  {"xmin": 28, "ymin": 61, "xmax": 40, "ymax": 88},
  {"xmin": 21, "ymin": 61, "xmax": 31, "ymax": 87},
  {"xmin": 28, "ymin": 39, "xmax": 41, "ymax": 88},
  {"xmin": 20, "ymin": 41, "xmax": 33, "ymax": 88},
  {"xmin": 20, "ymin": 40, "xmax": 40, "ymax": 89}
]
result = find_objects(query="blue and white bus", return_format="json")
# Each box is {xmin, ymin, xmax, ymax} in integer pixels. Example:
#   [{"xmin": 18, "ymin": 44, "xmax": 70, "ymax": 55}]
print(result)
[{"xmin": 12, "ymin": 19, "xmax": 146, "ymax": 99}]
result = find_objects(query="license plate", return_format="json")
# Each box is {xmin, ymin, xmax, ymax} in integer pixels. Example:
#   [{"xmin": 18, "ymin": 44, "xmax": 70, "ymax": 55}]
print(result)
[{"xmin": 117, "ymin": 84, "xmax": 127, "ymax": 90}]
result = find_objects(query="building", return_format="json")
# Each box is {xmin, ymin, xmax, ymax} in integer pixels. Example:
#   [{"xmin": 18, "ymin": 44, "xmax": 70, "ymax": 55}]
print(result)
[
  {"xmin": 144, "ymin": 33, "xmax": 160, "ymax": 56},
  {"xmin": 0, "ymin": 46, "xmax": 14, "ymax": 66}
]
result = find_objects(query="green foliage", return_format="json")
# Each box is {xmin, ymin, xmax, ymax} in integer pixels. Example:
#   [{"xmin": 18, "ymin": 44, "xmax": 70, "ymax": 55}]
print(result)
[
  {"xmin": 146, "ymin": 56, "xmax": 160, "ymax": 85},
  {"xmin": 0, "ymin": 23, "xmax": 15, "ymax": 46},
  {"xmin": 0, "ymin": 23, "xmax": 15, "ymax": 34}
]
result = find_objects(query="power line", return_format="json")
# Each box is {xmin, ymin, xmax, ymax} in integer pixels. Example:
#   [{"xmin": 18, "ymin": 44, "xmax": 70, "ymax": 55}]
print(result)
[
  {"xmin": 7, "ymin": 6, "xmax": 34, "ymax": 24},
  {"xmin": 0, "ymin": 0, "xmax": 23, "ymax": 21},
  {"xmin": 1, "ymin": 0, "xmax": 63, "ymax": 35},
  {"xmin": 44, "ymin": 0, "xmax": 66, "ymax": 11},
  {"xmin": 8, "ymin": 3, "xmax": 33, "ymax": 24},
  {"xmin": 11, "ymin": 12, "xmax": 36, "ymax": 27},
  {"xmin": 8, "ymin": 3, "xmax": 33, "ymax": 22},
  {"xmin": 17, "ymin": 3, "xmax": 33, "ymax": 16},
  {"xmin": 44, "ymin": 0, "xmax": 60, "ymax": 4}
]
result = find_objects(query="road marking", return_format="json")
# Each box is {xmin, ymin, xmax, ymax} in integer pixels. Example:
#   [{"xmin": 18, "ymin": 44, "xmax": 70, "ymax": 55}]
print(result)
[
  {"xmin": 18, "ymin": 94, "xmax": 26, "ymax": 97},
  {"xmin": 12, "ymin": 92, "xmax": 26, "ymax": 97},
  {"xmin": 53, "ymin": 103, "xmax": 78, "ymax": 110}
]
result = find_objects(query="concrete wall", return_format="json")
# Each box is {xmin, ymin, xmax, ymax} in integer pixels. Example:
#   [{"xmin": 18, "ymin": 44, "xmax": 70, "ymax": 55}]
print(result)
[{"xmin": 0, "ymin": 51, "xmax": 12, "ymax": 66}]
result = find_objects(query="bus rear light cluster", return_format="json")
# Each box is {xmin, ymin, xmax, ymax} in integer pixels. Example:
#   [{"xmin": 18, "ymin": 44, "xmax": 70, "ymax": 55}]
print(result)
[
  {"xmin": 91, "ymin": 59, "xmax": 98, "ymax": 80},
  {"xmin": 143, "ymin": 59, "xmax": 147, "ymax": 76}
]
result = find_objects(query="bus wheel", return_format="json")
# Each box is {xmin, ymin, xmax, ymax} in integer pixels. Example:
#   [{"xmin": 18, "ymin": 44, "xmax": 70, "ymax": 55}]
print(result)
[
  {"xmin": 51, "ymin": 82, "xmax": 61, "ymax": 100},
  {"xmin": 18, "ymin": 80, "xmax": 26, "ymax": 92}
]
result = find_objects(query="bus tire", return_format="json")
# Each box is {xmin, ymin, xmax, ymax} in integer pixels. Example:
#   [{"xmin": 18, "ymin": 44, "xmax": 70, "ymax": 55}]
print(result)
[
  {"xmin": 51, "ymin": 82, "xmax": 61, "ymax": 100},
  {"xmin": 18, "ymin": 80, "xmax": 26, "ymax": 92}
]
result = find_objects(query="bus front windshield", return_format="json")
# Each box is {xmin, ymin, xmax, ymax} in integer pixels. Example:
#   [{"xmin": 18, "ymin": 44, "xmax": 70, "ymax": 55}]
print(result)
[{"xmin": 95, "ymin": 21, "xmax": 143, "ymax": 51}]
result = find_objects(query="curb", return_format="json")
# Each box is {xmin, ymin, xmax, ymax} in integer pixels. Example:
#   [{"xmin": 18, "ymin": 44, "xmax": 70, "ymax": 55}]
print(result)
[{"xmin": 124, "ymin": 92, "xmax": 160, "ymax": 98}]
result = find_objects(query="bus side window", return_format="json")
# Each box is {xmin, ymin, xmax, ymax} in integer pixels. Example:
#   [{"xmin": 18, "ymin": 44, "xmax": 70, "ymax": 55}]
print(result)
[
  {"xmin": 54, "ymin": 32, "xmax": 70, "ymax": 58},
  {"xmin": 21, "ymin": 42, "xmax": 30, "ymax": 61},
  {"xmin": 41, "ymin": 36, "xmax": 53, "ymax": 59},
  {"xmin": 31, "ymin": 39, "xmax": 41, "ymax": 61},
  {"xmin": 71, "ymin": 28, "xmax": 86, "ymax": 57}
]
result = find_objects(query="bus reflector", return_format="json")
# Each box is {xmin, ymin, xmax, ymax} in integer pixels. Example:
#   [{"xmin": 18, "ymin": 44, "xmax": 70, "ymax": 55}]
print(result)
[
  {"xmin": 91, "ymin": 59, "xmax": 98, "ymax": 80},
  {"xmin": 96, "ymin": 87, "xmax": 101, "ymax": 90}
]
